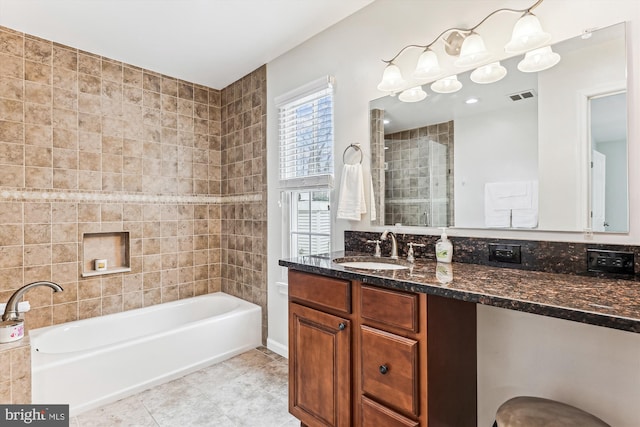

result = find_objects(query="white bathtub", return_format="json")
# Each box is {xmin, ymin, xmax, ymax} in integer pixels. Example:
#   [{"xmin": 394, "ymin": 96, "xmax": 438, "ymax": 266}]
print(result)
[{"xmin": 30, "ymin": 292, "xmax": 261, "ymax": 416}]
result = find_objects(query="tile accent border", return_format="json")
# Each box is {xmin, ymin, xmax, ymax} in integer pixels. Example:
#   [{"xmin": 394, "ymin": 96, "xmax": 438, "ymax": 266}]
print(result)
[{"xmin": 0, "ymin": 189, "xmax": 262, "ymax": 204}]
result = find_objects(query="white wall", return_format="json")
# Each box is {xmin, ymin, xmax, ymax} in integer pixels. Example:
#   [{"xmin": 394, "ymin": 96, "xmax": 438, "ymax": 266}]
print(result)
[
  {"xmin": 596, "ymin": 139, "xmax": 628, "ymax": 231},
  {"xmin": 538, "ymin": 36, "xmax": 626, "ymax": 231},
  {"xmin": 455, "ymin": 102, "xmax": 538, "ymax": 228},
  {"xmin": 267, "ymin": 1, "xmax": 640, "ymax": 425}
]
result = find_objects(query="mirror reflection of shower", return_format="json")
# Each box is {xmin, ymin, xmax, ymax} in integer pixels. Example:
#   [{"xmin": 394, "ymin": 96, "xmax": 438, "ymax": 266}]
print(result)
[{"xmin": 383, "ymin": 121, "xmax": 454, "ymax": 227}]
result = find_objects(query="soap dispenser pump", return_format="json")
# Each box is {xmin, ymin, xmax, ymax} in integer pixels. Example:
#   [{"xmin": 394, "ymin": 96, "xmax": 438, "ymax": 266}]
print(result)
[{"xmin": 435, "ymin": 227, "xmax": 453, "ymax": 263}]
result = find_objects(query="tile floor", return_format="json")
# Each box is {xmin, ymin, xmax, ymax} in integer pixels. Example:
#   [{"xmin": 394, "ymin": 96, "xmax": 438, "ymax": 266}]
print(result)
[{"xmin": 70, "ymin": 347, "xmax": 298, "ymax": 427}]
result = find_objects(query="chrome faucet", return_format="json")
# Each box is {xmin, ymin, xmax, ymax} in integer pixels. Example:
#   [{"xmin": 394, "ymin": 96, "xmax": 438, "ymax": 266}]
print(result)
[
  {"xmin": 2, "ymin": 281, "xmax": 63, "ymax": 321},
  {"xmin": 380, "ymin": 230, "xmax": 398, "ymax": 259}
]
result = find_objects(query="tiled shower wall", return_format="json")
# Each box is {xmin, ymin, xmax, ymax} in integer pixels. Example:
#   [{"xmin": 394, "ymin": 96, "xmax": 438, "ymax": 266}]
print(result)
[
  {"xmin": 369, "ymin": 108, "xmax": 385, "ymax": 226},
  {"xmin": 0, "ymin": 24, "xmax": 268, "ymax": 362},
  {"xmin": 384, "ymin": 121, "xmax": 454, "ymax": 227},
  {"xmin": 220, "ymin": 68, "xmax": 268, "ymax": 340}
]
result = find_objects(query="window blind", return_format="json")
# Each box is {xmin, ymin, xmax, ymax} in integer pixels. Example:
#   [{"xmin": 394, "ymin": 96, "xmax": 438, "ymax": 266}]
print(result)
[{"xmin": 278, "ymin": 76, "xmax": 334, "ymax": 189}]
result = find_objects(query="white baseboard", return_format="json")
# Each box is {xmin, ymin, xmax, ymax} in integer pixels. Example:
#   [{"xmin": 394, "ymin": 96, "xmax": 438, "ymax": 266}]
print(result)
[{"xmin": 267, "ymin": 338, "xmax": 288, "ymax": 358}]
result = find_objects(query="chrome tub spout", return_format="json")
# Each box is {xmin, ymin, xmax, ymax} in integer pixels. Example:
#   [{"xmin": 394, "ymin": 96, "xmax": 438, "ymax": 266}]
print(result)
[{"xmin": 2, "ymin": 281, "xmax": 63, "ymax": 322}]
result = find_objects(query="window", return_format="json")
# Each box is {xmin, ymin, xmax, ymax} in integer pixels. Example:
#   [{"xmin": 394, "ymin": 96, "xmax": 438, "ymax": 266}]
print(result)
[
  {"xmin": 290, "ymin": 190, "xmax": 331, "ymax": 256},
  {"xmin": 277, "ymin": 76, "xmax": 334, "ymax": 256}
]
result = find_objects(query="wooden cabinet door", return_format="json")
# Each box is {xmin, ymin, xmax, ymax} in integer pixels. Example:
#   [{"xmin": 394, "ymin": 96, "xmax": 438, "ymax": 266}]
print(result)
[{"xmin": 289, "ymin": 302, "xmax": 351, "ymax": 427}]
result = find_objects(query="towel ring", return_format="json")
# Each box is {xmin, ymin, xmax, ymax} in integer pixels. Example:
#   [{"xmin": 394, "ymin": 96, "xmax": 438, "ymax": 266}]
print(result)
[{"xmin": 343, "ymin": 143, "xmax": 363, "ymax": 165}]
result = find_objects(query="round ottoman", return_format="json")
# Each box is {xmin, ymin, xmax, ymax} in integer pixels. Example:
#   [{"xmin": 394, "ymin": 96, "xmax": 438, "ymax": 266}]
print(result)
[{"xmin": 494, "ymin": 396, "xmax": 610, "ymax": 427}]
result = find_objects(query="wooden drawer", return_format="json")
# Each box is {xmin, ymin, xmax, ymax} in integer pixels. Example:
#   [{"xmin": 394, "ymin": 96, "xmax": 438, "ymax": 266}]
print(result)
[
  {"xmin": 361, "ymin": 396, "xmax": 419, "ymax": 427},
  {"xmin": 288, "ymin": 270, "xmax": 351, "ymax": 314},
  {"xmin": 361, "ymin": 285, "xmax": 418, "ymax": 333},
  {"xmin": 360, "ymin": 325, "xmax": 419, "ymax": 417}
]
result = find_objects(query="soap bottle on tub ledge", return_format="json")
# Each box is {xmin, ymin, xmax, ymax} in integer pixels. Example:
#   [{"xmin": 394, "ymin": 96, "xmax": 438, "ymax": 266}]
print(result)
[{"xmin": 435, "ymin": 227, "xmax": 453, "ymax": 263}]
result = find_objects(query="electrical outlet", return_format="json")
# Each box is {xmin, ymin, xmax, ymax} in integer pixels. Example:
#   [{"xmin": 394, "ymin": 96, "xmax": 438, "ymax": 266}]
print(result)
[
  {"xmin": 587, "ymin": 249, "xmax": 634, "ymax": 275},
  {"xmin": 489, "ymin": 244, "xmax": 521, "ymax": 264}
]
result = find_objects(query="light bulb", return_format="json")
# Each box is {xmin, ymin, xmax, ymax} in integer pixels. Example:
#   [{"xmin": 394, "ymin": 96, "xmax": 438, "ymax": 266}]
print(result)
[
  {"xmin": 455, "ymin": 33, "xmax": 492, "ymax": 68},
  {"xmin": 414, "ymin": 49, "xmax": 443, "ymax": 80},
  {"xmin": 399, "ymin": 86, "xmax": 427, "ymax": 103},
  {"xmin": 505, "ymin": 13, "xmax": 551, "ymax": 54},
  {"xmin": 470, "ymin": 62, "xmax": 507, "ymax": 84},
  {"xmin": 377, "ymin": 63, "xmax": 406, "ymax": 92},
  {"xmin": 430, "ymin": 76, "xmax": 462, "ymax": 94},
  {"xmin": 517, "ymin": 46, "xmax": 561, "ymax": 72}
]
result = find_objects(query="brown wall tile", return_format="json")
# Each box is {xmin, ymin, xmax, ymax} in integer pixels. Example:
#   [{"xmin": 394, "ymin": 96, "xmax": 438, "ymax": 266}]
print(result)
[{"xmin": 0, "ymin": 26, "xmax": 268, "ymax": 401}]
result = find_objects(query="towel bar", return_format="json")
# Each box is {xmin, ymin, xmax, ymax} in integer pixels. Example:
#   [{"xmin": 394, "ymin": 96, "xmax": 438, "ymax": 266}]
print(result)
[{"xmin": 343, "ymin": 143, "xmax": 363, "ymax": 164}]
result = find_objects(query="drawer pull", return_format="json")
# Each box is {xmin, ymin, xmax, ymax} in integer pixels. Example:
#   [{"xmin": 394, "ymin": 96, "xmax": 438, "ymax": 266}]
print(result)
[
  {"xmin": 338, "ymin": 322, "xmax": 347, "ymax": 331},
  {"xmin": 379, "ymin": 364, "xmax": 389, "ymax": 375}
]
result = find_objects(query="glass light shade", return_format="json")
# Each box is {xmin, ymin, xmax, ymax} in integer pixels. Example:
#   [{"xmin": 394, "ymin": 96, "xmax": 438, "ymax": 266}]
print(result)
[
  {"xmin": 470, "ymin": 61, "xmax": 507, "ymax": 84},
  {"xmin": 454, "ymin": 33, "xmax": 492, "ymax": 68},
  {"xmin": 377, "ymin": 63, "xmax": 406, "ymax": 92},
  {"xmin": 413, "ymin": 49, "xmax": 443, "ymax": 80},
  {"xmin": 517, "ymin": 46, "xmax": 561, "ymax": 72},
  {"xmin": 430, "ymin": 75, "xmax": 462, "ymax": 94},
  {"xmin": 398, "ymin": 86, "xmax": 427, "ymax": 103},
  {"xmin": 505, "ymin": 13, "xmax": 552, "ymax": 53}
]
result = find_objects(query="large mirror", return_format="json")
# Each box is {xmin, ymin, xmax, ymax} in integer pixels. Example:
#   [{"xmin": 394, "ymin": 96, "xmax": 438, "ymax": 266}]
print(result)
[{"xmin": 370, "ymin": 22, "xmax": 627, "ymax": 232}]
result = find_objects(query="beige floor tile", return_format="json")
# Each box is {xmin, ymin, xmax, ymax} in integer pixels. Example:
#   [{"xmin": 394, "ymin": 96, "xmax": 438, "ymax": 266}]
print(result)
[
  {"xmin": 75, "ymin": 395, "xmax": 158, "ymax": 426},
  {"xmin": 74, "ymin": 348, "xmax": 292, "ymax": 427}
]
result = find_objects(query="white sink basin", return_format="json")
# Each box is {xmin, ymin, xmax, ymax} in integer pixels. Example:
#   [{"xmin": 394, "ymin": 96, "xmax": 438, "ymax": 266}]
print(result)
[
  {"xmin": 333, "ymin": 257, "xmax": 410, "ymax": 270},
  {"xmin": 338, "ymin": 261, "xmax": 408, "ymax": 270}
]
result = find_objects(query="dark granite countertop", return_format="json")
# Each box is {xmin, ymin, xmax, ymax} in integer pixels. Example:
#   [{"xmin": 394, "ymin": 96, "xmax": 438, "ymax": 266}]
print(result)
[{"xmin": 279, "ymin": 252, "xmax": 640, "ymax": 333}]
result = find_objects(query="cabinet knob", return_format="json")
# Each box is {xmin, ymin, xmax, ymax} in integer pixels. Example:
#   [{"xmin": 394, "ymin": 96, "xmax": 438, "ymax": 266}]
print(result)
[
  {"xmin": 338, "ymin": 322, "xmax": 346, "ymax": 331},
  {"xmin": 379, "ymin": 364, "xmax": 389, "ymax": 375}
]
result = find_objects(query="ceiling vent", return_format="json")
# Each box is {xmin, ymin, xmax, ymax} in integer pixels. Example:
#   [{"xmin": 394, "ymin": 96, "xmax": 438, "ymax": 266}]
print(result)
[{"xmin": 508, "ymin": 89, "xmax": 537, "ymax": 101}]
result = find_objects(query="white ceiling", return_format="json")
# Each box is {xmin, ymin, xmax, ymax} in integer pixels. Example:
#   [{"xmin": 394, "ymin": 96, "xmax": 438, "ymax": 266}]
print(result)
[{"xmin": 0, "ymin": 0, "xmax": 374, "ymax": 89}]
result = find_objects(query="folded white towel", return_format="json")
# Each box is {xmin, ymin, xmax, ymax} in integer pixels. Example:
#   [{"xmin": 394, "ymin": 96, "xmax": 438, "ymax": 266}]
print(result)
[
  {"xmin": 485, "ymin": 181, "xmax": 533, "ymax": 210},
  {"xmin": 511, "ymin": 209, "xmax": 538, "ymax": 228},
  {"xmin": 484, "ymin": 208, "xmax": 511, "ymax": 228},
  {"xmin": 484, "ymin": 181, "xmax": 538, "ymax": 228},
  {"xmin": 512, "ymin": 181, "xmax": 539, "ymax": 228},
  {"xmin": 337, "ymin": 163, "xmax": 367, "ymax": 221}
]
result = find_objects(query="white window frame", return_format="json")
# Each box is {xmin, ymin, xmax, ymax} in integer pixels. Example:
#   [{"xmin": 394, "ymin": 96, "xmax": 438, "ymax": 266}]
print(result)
[
  {"xmin": 277, "ymin": 76, "xmax": 335, "ymax": 258},
  {"xmin": 289, "ymin": 189, "xmax": 331, "ymax": 257}
]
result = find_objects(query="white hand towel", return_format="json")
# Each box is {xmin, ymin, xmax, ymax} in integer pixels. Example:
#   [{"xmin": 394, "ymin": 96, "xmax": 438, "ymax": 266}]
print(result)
[
  {"xmin": 484, "ymin": 181, "xmax": 539, "ymax": 228},
  {"xmin": 484, "ymin": 183, "xmax": 512, "ymax": 227},
  {"xmin": 512, "ymin": 181, "xmax": 539, "ymax": 228},
  {"xmin": 484, "ymin": 207, "xmax": 511, "ymax": 228},
  {"xmin": 337, "ymin": 163, "xmax": 366, "ymax": 221}
]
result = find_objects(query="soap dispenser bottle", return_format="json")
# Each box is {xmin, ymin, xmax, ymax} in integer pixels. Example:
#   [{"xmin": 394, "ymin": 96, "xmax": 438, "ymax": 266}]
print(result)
[{"xmin": 435, "ymin": 227, "xmax": 453, "ymax": 263}]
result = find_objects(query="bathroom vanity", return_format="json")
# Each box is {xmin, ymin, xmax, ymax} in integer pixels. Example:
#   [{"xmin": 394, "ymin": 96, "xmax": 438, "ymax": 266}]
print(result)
[
  {"xmin": 287, "ymin": 269, "xmax": 476, "ymax": 426},
  {"xmin": 280, "ymin": 253, "xmax": 640, "ymax": 427}
]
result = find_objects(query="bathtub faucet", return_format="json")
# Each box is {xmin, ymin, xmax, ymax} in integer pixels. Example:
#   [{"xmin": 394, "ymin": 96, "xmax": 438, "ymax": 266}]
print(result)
[{"xmin": 2, "ymin": 281, "xmax": 63, "ymax": 322}]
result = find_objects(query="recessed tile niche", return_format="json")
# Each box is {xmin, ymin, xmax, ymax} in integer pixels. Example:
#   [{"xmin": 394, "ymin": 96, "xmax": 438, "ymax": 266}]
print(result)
[{"xmin": 82, "ymin": 232, "xmax": 131, "ymax": 277}]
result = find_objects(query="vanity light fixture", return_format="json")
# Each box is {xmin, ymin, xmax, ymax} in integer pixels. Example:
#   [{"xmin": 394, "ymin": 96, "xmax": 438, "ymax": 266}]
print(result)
[
  {"xmin": 377, "ymin": 0, "xmax": 557, "ymax": 100},
  {"xmin": 399, "ymin": 85, "xmax": 428, "ymax": 102},
  {"xmin": 376, "ymin": 62, "xmax": 406, "ymax": 92},
  {"xmin": 517, "ymin": 45, "xmax": 561, "ymax": 72},
  {"xmin": 504, "ymin": 12, "xmax": 551, "ymax": 53},
  {"xmin": 431, "ymin": 75, "xmax": 462, "ymax": 94},
  {"xmin": 454, "ymin": 32, "xmax": 492, "ymax": 68},
  {"xmin": 470, "ymin": 61, "xmax": 507, "ymax": 84},
  {"xmin": 413, "ymin": 48, "xmax": 444, "ymax": 80}
]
